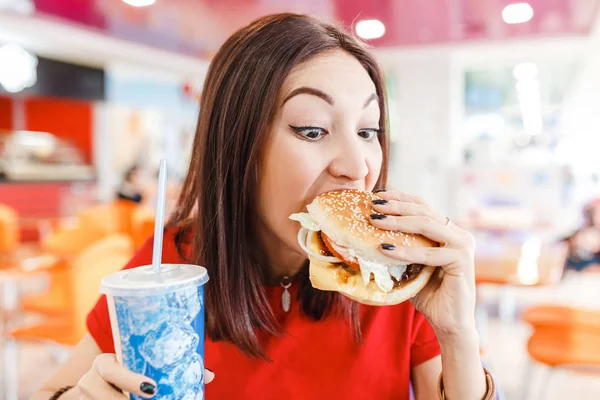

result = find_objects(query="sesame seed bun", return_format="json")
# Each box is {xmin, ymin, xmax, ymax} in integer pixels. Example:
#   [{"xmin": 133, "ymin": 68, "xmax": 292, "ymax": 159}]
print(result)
[
  {"xmin": 307, "ymin": 190, "xmax": 437, "ymax": 266},
  {"xmin": 296, "ymin": 189, "xmax": 437, "ymax": 306}
]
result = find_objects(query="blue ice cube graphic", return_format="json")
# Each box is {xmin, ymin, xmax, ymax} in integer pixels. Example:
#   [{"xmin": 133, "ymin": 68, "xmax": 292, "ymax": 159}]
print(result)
[
  {"xmin": 166, "ymin": 286, "xmax": 202, "ymax": 322},
  {"xmin": 114, "ymin": 285, "xmax": 205, "ymax": 399},
  {"xmin": 139, "ymin": 322, "xmax": 199, "ymax": 369},
  {"xmin": 159, "ymin": 353, "xmax": 204, "ymax": 399}
]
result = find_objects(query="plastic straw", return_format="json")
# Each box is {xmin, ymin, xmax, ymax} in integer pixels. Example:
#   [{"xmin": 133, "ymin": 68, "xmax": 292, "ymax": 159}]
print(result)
[{"xmin": 152, "ymin": 159, "xmax": 168, "ymax": 276}]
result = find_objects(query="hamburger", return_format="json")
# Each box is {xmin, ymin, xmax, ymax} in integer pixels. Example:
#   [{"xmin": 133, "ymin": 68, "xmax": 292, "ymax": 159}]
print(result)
[{"xmin": 290, "ymin": 189, "xmax": 437, "ymax": 306}]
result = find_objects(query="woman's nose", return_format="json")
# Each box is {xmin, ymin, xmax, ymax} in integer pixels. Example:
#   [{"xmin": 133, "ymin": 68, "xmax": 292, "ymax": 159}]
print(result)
[{"xmin": 328, "ymin": 136, "xmax": 369, "ymax": 182}]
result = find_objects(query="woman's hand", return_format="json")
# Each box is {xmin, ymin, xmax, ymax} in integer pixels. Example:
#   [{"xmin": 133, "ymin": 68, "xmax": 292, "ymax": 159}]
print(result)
[
  {"xmin": 370, "ymin": 191, "xmax": 477, "ymax": 337},
  {"xmin": 75, "ymin": 354, "xmax": 215, "ymax": 399},
  {"xmin": 75, "ymin": 354, "xmax": 157, "ymax": 399}
]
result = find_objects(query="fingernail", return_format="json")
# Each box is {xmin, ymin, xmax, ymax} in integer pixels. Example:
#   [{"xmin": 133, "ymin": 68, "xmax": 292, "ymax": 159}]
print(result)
[
  {"xmin": 381, "ymin": 243, "xmax": 396, "ymax": 250},
  {"xmin": 372, "ymin": 199, "xmax": 388, "ymax": 205},
  {"xmin": 140, "ymin": 382, "xmax": 156, "ymax": 395},
  {"xmin": 205, "ymin": 368, "xmax": 216, "ymax": 383},
  {"xmin": 373, "ymin": 189, "xmax": 387, "ymax": 193},
  {"xmin": 370, "ymin": 213, "xmax": 386, "ymax": 220}
]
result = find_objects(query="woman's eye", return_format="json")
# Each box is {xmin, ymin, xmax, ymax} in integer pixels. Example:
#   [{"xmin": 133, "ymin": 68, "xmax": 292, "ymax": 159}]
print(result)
[
  {"xmin": 289, "ymin": 125, "xmax": 327, "ymax": 141},
  {"xmin": 358, "ymin": 128, "xmax": 381, "ymax": 141}
]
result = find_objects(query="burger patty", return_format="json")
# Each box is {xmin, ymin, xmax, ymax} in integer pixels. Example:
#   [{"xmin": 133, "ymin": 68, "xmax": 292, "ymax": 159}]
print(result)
[{"xmin": 392, "ymin": 264, "xmax": 424, "ymax": 287}]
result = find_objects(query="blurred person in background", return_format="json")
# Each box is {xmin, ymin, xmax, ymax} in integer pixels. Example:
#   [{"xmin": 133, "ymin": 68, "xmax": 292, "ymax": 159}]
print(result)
[
  {"xmin": 34, "ymin": 13, "xmax": 496, "ymax": 400},
  {"xmin": 565, "ymin": 198, "xmax": 600, "ymax": 272},
  {"xmin": 116, "ymin": 164, "xmax": 145, "ymax": 204}
]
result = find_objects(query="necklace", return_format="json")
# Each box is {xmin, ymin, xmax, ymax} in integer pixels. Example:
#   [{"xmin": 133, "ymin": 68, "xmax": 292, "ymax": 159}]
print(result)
[{"xmin": 280, "ymin": 276, "xmax": 292, "ymax": 312}]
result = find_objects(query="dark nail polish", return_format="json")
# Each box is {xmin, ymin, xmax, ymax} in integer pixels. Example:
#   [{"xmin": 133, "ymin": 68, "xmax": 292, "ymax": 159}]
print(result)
[
  {"xmin": 370, "ymin": 213, "xmax": 387, "ymax": 220},
  {"xmin": 372, "ymin": 199, "xmax": 388, "ymax": 205},
  {"xmin": 381, "ymin": 243, "xmax": 396, "ymax": 250},
  {"xmin": 140, "ymin": 382, "xmax": 156, "ymax": 395},
  {"xmin": 373, "ymin": 189, "xmax": 387, "ymax": 193}
]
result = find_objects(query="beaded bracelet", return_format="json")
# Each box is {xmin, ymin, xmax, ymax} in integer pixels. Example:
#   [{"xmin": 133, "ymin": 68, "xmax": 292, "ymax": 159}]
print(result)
[
  {"xmin": 437, "ymin": 367, "xmax": 497, "ymax": 400},
  {"xmin": 49, "ymin": 386, "xmax": 74, "ymax": 400}
]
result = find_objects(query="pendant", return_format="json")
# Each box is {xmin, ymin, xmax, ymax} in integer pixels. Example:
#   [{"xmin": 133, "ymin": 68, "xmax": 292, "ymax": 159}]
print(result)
[{"xmin": 281, "ymin": 276, "xmax": 292, "ymax": 312}]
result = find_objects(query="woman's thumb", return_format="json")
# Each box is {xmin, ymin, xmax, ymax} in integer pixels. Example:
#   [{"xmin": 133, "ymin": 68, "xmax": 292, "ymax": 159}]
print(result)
[{"xmin": 205, "ymin": 368, "xmax": 215, "ymax": 384}]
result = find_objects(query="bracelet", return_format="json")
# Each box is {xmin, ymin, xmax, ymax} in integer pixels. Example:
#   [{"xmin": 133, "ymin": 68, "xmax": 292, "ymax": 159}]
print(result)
[
  {"xmin": 437, "ymin": 367, "xmax": 496, "ymax": 400},
  {"xmin": 49, "ymin": 386, "xmax": 74, "ymax": 400}
]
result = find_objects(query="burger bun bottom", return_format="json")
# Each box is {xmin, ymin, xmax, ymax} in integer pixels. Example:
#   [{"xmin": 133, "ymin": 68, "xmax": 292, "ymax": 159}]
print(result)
[{"xmin": 308, "ymin": 256, "xmax": 436, "ymax": 306}]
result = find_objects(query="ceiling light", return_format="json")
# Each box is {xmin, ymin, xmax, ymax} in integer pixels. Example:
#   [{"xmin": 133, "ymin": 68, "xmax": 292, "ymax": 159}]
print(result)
[
  {"xmin": 355, "ymin": 20, "xmax": 386, "ymax": 40},
  {"xmin": 502, "ymin": 3, "xmax": 534, "ymax": 24},
  {"xmin": 122, "ymin": 0, "xmax": 156, "ymax": 7},
  {"xmin": 0, "ymin": 44, "xmax": 38, "ymax": 93},
  {"xmin": 513, "ymin": 62, "xmax": 538, "ymax": 80}
]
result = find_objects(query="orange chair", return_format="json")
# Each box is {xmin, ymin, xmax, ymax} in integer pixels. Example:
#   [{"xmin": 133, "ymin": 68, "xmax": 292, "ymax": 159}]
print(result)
[
  {"xmin": 40, "ymin": 200, "xmax": 139, "ymax": 258},
  {"xmin": 12, "ymin": 233, "xmax": 134, "ymax": 346},
  {"xmin": 78, "ymin": 200, "xmax": 138, "ymax": 236},
  {"xmin": 0, "ymin": 204, "xmax": 20, "ymax": 254},
  {"xmin": 521, "ymin": 305, "xmax": 600, "ymax": 399},
  {"xmin": 522, "ymin": 305, "xmax": 600, "ymax": 332},
  {"xmin": 28, "ymin": 200, "xmax": 141, "ymax": 314},
  {"xmin": 20, "ymin": 260, "xmax": 70, "ymax": 316}
]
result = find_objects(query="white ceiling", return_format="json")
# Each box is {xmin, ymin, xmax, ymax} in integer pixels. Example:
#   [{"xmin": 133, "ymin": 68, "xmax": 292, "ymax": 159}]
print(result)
[{"xmin": 0, "ymin": 11, "xmax": 209, "ymax": 81}]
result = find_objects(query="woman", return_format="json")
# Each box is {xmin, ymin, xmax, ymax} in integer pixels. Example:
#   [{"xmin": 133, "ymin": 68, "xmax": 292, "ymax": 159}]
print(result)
[
  {"xmin": 34, "ymin": 13, "xmax": 495, "ymax": 400},
  {"xmin": 565, "ymin": 198, "xmax": 600, "ymax": 272},
  {"xmin": 116, "ymin": 165, "xmax": 144, "ymax": 204}
]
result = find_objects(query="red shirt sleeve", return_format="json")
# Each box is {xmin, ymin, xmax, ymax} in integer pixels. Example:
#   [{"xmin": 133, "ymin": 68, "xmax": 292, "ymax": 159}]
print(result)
[
  {"xmin": 409, "ymin": 309, "xmax": 441, "ymax": 368},
  {"xmin": 86, "ymin": 230, "xmax": 188, "ymax": 353}
]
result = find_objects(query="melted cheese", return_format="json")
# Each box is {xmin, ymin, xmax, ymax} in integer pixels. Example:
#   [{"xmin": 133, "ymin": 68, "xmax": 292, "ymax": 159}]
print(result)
[
  {"xmin": 389, "ymin": 266, "xmax": 405, "ymax": 282},
  {"xmin": 358, "ymin": 259, "xmax": 407, "ymax": 293}
]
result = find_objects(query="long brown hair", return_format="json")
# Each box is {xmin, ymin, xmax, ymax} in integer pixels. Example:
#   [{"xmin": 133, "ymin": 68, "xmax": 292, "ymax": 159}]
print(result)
[{"xmin": 169, "ymin": 13, "xmax": 390, "ymax": 359}]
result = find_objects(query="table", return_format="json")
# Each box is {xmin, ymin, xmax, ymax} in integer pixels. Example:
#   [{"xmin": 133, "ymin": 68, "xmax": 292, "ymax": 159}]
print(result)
[
  {"xmin": 473, "ymin": 236, "xmax": 568, "ymax": 351},
  {"xmin": 475, "ymin": 239, "xmax": 567, "ymax": 287}
]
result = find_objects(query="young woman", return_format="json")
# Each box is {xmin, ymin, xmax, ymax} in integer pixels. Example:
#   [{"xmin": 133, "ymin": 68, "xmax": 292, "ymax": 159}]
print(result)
[
  {"xmin": 34, "ymin": 13, "xmax": 496, "ymax": 400},
  {"xmin": 565, "ymin": 198, "xmax": 600, "ymax": 272},
  {"xmin": 116, "ymin": 165, "xmax": 144, "ymax": 204}
]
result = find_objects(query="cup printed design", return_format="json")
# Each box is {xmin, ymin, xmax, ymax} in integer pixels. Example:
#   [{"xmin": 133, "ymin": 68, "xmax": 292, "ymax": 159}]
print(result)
[{"xmin": 114, "ymin": 285, "xmax": 205, "ymax": 400}]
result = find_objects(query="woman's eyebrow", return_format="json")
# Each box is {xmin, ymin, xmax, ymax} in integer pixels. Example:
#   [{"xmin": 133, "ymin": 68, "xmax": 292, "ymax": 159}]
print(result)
[
  {"xmin": 282, "ymin": 87, "xmax": 334, "ymax": 106},
  {"xmin": 282, "ymin": 87, "xmax": 378, "ymax": 110}
]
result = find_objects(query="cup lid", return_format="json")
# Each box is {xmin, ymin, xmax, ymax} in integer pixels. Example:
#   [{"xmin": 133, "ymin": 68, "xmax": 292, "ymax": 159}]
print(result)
[{"xmin": 100, "ymin": 264, "xmax": 209, "ymax": 296}]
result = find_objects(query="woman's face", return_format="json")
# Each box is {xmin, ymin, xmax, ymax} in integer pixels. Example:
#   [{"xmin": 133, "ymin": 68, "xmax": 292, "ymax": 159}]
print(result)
[{"xmin": 258, "ymin": 50, "xmax": 383, "ymax": 259}]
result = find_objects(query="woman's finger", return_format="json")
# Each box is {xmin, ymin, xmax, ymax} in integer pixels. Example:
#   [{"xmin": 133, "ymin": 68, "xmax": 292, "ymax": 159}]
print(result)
[
  {"xmin": 376, "ymin": 190, "xmax": 426, "ymax": 205},
  {"xmin": 372, "ymin": 199, "xmax": 445, "ymax": 224},
  {"xmin": 370, "ymin": 215, "xmax": 463, "ymax": 247},
  {"xmin": 378, "ymin": 245, "xmax": 468, "ymax": 276},
  {"xmin": 78, "ymin": 368, "xmax": 128, "ymax": 400},
  {"xmin": 205, "ymin": 368, "xmax": 215, "ymax": 384},
  {"xmin": 93, "ymin": 354, "xmax": 157, "ymax": 398},
  {"xmin": 374, "ymin": 191, "xmax": 472, "ymax": 240}
]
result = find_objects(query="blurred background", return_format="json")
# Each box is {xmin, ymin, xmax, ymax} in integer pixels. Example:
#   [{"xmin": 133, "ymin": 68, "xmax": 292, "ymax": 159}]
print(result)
[{"xmin": 0, "ymin": 0, "xmax": 599, "ymax": 399}]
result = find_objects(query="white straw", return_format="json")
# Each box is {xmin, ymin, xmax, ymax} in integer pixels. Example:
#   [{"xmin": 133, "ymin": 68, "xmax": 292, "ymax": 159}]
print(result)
[{"xmin": 152, "ymin": 159, "xmax": 168, "ymax": 276}]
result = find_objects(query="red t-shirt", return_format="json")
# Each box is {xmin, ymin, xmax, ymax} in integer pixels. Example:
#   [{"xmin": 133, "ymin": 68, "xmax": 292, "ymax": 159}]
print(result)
[{"xmin": 87, "ymin": 229, "xmax": 441, "ymax": 399}]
